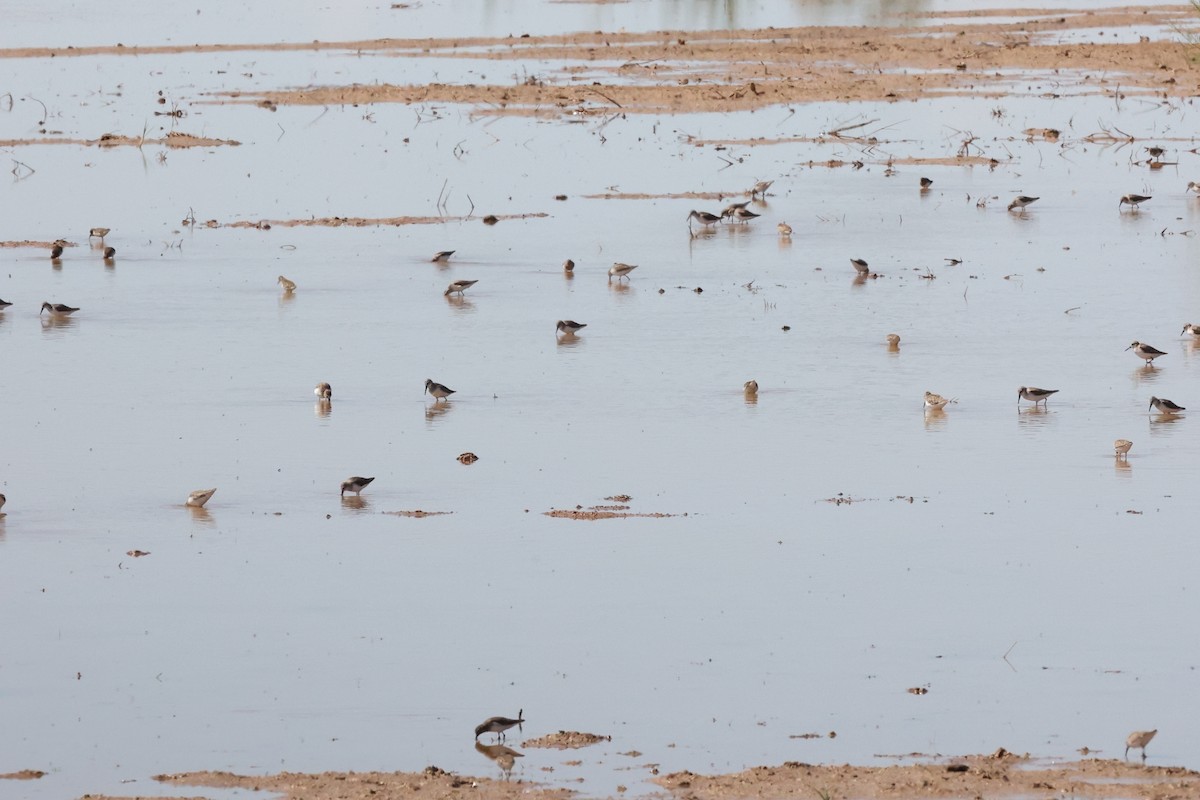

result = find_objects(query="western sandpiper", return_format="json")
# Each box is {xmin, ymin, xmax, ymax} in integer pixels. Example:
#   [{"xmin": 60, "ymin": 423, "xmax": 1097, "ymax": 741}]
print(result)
[
  {"xmin": 851, "ymin": 258, "xmax": 870, "ymax": 275},
  {"xmin": 445, "ymin": 279, "xmax": 479, "ymax": 296},
  {"xmin": 1007, "ymin": 195, "xmax": 1039, "ymax": 212},
  {"xmin": 340, "ymin": 476, "xmax": 375, "ymax": 496},
  {"xmin": 1127, "ymin": 341, "xmax": 1166, "ymax": 365},
  {"xmin": 1180, "ymin": 323, "xmax": 1200, "ymax": 336},
  {"xmin": 1146, "ymin": 146, "xmax": 1164, "ymax": 160},
  {"xmin": 687, "ymin": 210, "xmax": 721, "ymax": 229},
  {"xmin": 40, "ymin": 302, "xmax": 79, "ymax": 316},
  {"xmin": 886, "ymin": 333, "xmax": 900, "ymax": 346},
  {"xmin": 609, "ymin": 263, "xmax": 637, "ymax": 281},
  {"xmin": 920, "ymin": 177, "xmax": 933, "ymax": 189},
  {"xmin": 730, "ymin": 207, "xmax": 760, "ymax": 223},
  {"xmin": 0, "ymin": 493, "xmax": 6, "ymax": 511},
  {"xmin": 1125, "ymin": 729, "xmax": 1156, "ymax": 760},
  {"xmin": 277, "ymin": 275, "xmax": 296, "ymax": 292},
  {"xmin": 777, "ymin": 222, "xmax": 792, "ymax": 237},
  {"xmin": 425, "ymin": 378, "xmax": 456, "ymax": 401},
  {"xmin": 50, "ymin": 244, "xmax": 63, "ymax": 259},
  {"xmin": 720, "ymin": 200, "xmax": 751, "ymax": 219},
  {"xmin": 89, "ymin": 227, "xmax": 110, "ymax": 240},
  {"xmin": 744, "ymin": 380, "xmax": 759, "ymax": 395},
  {"xmin": 1149, "ymin": 396, "xmax": 1184, "ymax": 413},
  {"xmin": 431, "ymin": 250, "xmax": 455, "ymax": 263},
  {"xmin": 563, "ymin": 259, "xmax": 575, "ymax": 273},
  {"xmin": 186, "ymin": 488, "xmax": 217, "ymax": 508},
  {"xmin": 556, "ymin": 320, "xmax": 587, "ymax": 335},
  {"xmin": 750, "ymin": 180, "xmax": 773, "ymax": 198},
  {"xmin": 315, "ymin": 382, "xmax": 332, "ymax": 401},
  {"xmin": 1119, "ymin": 194, "xmax": 1151, "ymax": 210},
  {"xmin": 475, "ymin": 709, "xmax": 524, "ymax": 741},
  {"xmin": 1114, "ymin": 439, "xmax": 1133, "ymax": 459},
  {"xmin": 1018, "ymin": 386, "xmax": 1058, "ymax": 406},
  {"xmin": 924, "ymin": 391, "xmax": 956, "ymax": 410},
  {"xmin": 103, "ymin": 246, "xmax": 116, "ymax": 260}
]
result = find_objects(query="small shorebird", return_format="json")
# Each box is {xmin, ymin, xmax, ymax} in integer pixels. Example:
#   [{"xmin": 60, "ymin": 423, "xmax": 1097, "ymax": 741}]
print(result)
[
  {"xmin": 186, "ymin": 488, "xmax": 217, "ymax": 508},
  {"xmin": 563, "ymin": 259, "xmax": 575, "ymax": 273},
  {"xmin": 425, "ymin": 378, "xmax": 456, "ymax": 401},
  {"xmin": 1146, "ymin": 146, "xmax": 1165, "ymax": 160},
  {"xmin": 0, "ymin": 493, "xmax": 6, "ymax": 512},
  {"xmin": 886, "ymin": 333, "xmax": 900, "ymax": 346},
  {"xmin": 920, "ymin": 177, "xmax": 933, "ymax": 189},
  {"xmin": 851, "ymin": 258, "xmax": 870, "ymax": 275},
  {"xmin": 729, "ymin": 207, "xmax": 760, "ymax": 223},
  {"xmin": 609, "ymin": 262, "xmax": 637, "ymax": 281},
  {"xmin": 89, "ymin": 227, "xmax": 110, "ymax": 240},
  {"xmin": 475, "ymin": 709, "xmax": 524, "ymax": 741},
  {"xmin": 103, "ymin": 246, "xmax": 116, "ymax": 260},
  {"xmin": 744, "ymin": 380, "xmax": 758, "ymax": 395},
  {"xmin": 340, "ymin": 476, "xmax": 375, "ymax": 497},
  {"xmin": 0, "ymin": 299, "xmax": 12, "ymax": 311},
  {"xmin": 1125, "ymin": 729, "xmax": 1157, "ymax": 760},
  {"xmin": 924, "ymin": 391, "xmax": 956, "ymax": 410},
  {"xmin": 1127, "ymin": 341, "xmax": 1166, "ymax": 365},
  {"xmin": 431, "ymin": 250, "xmax": 455, "ymax": 263},
  {"xmin": 777, "ymin": 222, "xmax": 792, "ymax": 237},
  {"xmin": 720, "ymin": 200, "xmax": 751, "ymax": 219},
  {"xmin": 556, "ymin": 319, "xmax": 587, "ymax": 336},
  {"xmin": 1007, "ymin": 195, "xmax": 1039, "ymax": 212},
  {"xmin": 277, "ymin": 275, "xmax": 296, "ymax": 292},
  {"xmin": 749, "ymin": 180, "xmax": 773, "ymax": 198},
  {"xmin": 1018, "ymin": 386, "xmax": 1058, "ymax": 406},
  {"xmin": 444, "ymin": 279, "xmax": 479, "ymax": 296},
  {"xmin": 40, "ymin": 302, "xmax": 79, "ymax": 316},
  {"xmin": 687, "ymin": 210, "xmax": 721, "ymax": 229},
  {"xmin": 315, "ymin": 382, "xmax": 332, "ymax": 401},
  {"xmin": 50, "ymin": 244, "xmax": 63, "ymax": 259},
  {"xmin": 1180, "ymin": 323, "xmax": 1200, "ymax": 336},
  {"xmin": 1114, "ymin": 439, "xmax": 1133, "ymax": 459},
  {"xmin": 1119, "ymin": 193, "xmax": 1151, "ymax": 210},
  {"xmin": 1149, "ymin": 396, "xmax": 1185, "ymax": 413}
]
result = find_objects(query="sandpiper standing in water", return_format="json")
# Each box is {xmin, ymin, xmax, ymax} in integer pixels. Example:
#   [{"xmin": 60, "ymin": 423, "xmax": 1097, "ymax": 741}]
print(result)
[
  {"xmin": 278, "ymin": 275, "xmax": 296, "ymax": 292},
  {"xmin": 103, "ymin": 246, "xmax": 116, "ymax": 261},
  {"xmin": 475, "ymin": 709, "xmax": 524, "ymax": 742},
  {"xmin": 89, "ymin": 227, "xmax": 111, "ymax": 241},
  {"xmin": 1114, "ymin": 439, "xmax": 1133, "ymax": 459},
  {"xmin": 851, "ymin": 258, "xmax": 870, "ymax": 275},
  {"xmin": 340, "ymin": 476, "xmax": 375, "ymax": 497},
  {"xmin": 1007, "ymin": 195, "xmax": 1039, "ymax": 212},
  {"xmin": 1180, "ymin": 323, "xmax": 1200, "ymax": 337},
  {"xmin": 50, "ymin": 243, "xmax": 64, "ymax": 260},
  {"xmin": 431, "ymin": 250, "xmax": 455, "ymax": 263},
  {"xmin": 315, "ymin": 382, "xmax": 333, "ymax": 401},
  {"xmin": 186, "ymin": 488, "xmax": 217, "ymax": 508},
  {"xmin": 744, "ymin": 380, "xmax": 759, "ymax": 395},
  {"xmin": 1149, "ymin": 396, "xmax": 1185, "ymax": 413},
  {"xmin": 1127, "ymin": 341, "xmax": 1166, "ymax": 365},
  {"xmin": 777, "ymin": 222, "xmax": 792, "ymax": 238},
  {"xmin": 425, "ymin": 379, "xmax": 456, "ymax": 401},
  {"xmin": 920, "ymin": 177, "xmax": 933, "ymax": 189},
  {"xmin": 40, "ymin": 302, "xmax": 79, "ymax": 317},
  {"xmin": 1018, "ymin": 386, "xmax": 1058, "ymax": 407},
  {"xmin": 444, "ymin": 279, "xmax": 479, "ymax": 297},
  {"xmin": 609, "ymin": 263, "xmax": 637, "ymax": 281},
  {"xmin": 924, "ymin": 391, "xmax": 956, "ymax": 410},
  {"xmin": 556, "ymin": 320, "xmax": 587, "ymax": 336},
  {"xmin": 1125, "ymin": 729, "xmax": 1157, "ymax": 761},
  {"xmin": 687, "ymin": 210, "xmax": 721, "ymax": 231},
  {"xmin": 749, "ymin": 180, "xmax": 773, "ymax": 199},
  {"xmin": 1119, "ymin": 194, "xmax": 1152, "ymax": 210}
]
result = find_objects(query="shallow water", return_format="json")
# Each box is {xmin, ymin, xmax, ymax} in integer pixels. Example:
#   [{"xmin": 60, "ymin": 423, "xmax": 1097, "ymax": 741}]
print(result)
[{"xmin": 3, "ymin": 3, "xmax": 1200, "ymax": 800}]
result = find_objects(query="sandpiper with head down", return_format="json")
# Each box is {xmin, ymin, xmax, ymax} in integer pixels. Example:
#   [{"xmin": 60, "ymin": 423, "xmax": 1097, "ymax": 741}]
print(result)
[
  {"xmin": 1018, "ymin": 386, "xmax": 1058, "ymax": 407},
  {"xmin": 445, "ymin": 279, "xmax": 479, "ymax": 297},
  {"xmin": 103, "ymin": 246, "xmax": 116, "ymax": 260},
  {"xmin": 431, "ymin": 250, "xmax": 455, "ymax": 263},
  {"xmin": 425, "ymin": 379, "xmax": 456, "ymax": 401},
  {"xmin": 1127, "ymin": 341, "xmax": 1166, "ymax": 365},
  {"xmin": 924, "ymin": 391, "xmax": 956, "ymax": 411},
  {"xmin": 1149, "ymin": 396, "xmax": 1185, "ymax": 413},
  {"xmin": 1119, "ymin": 194, "xmax": 1152, "ymax": 210},
  {"xmin": 556, "ymin": 320, "xmax": 586, "ymax": 336},
  {"xmin": 1181, "ymin": 323, "xmax": 1200, "ymax": 337},
  {"xmin": 777, "ymin": 222, "xmax": 792, "ymax": 237},
  {"xmin": 186, "ymin": 488, "xmax": 217, "ymax": 508},
  {"xmin": 609, "ymin": 263, "xmax": 637, "ymax": 281},
  {"xmin": 744, "ymin": 380, "xmax": 758, "ymax": 395},
  {"xmin": 1114, "ymin": 439, "xmax": 1133, "ymax": 459},
  {"xmin": 851, "ymin": 258, "xmax": 870, "ymax": 275},
  {"xmin": 687, "ymin": 210, "xmax": 721, "ymax": 230},
  {"xmin": 340, "ymin": 476, "xmax": 375, "ymax": 497},
  {"xmin": 1125, "ymin": 729, "xmax": 1157, "ymax": 761},
  {"xmin": 1007, "ymin": 195, "xmax": 1039, "ymax": 212},
  {"xmin": 40, "ymin": 302, "xmax": 79, "ymax": 317},
  {"xmin": 315, "ymin": 382, "xmax": 332, "ymax": 401},
  {"xmin": 475, "ymin": 709, "xmax": 524, "ymax": 741},
  {"xmin": 50, "ymin": 244, "xmax": 64, "ymax": 260},
  {"xmin": 750, "ymin": 180, "xmax": 773, "ymax": 198},
  {"xmin": 278, "ymin": 275, "xmax": 296, "ymax": 292},
  {"xmin": 729, "ymin": 206, "xmax": 760, "ymax": 223},
  {"xmin": 89, "ymin": 227, "xmax": 110, "ymax": 240}
]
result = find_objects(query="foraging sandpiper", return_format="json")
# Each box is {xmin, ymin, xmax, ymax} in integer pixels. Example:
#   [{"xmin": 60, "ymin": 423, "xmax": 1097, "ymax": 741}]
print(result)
[
  {"xmin": 50, "ymin": 244, "xmax": 63, "ymax": 259},
  {"xmin": 886, "ymin": 333, "xmax": 901, "ymax": 347},
  {"xmin": 1149, "ymin": 396, "xmax": 1184, "ymax": 413},
  {"xmin": 1180, "ymin": 323, "xmax": 1200, "ymax": 336},
  {"xmin": 563, "ymin": 259, "xmax": 575, "ymax": 273},
  {"xmin": 609, "ymin": 263, "xmax": 637, "ymax": 281},
  {"xmin": 920, "ymin": 177, "xmax": 933, "ymax": 189},
  {"xmin": 1125, "ymin": 729, "xmax": 1157, "ymax": 761},
  {"xmin": 923, "ymin": 391, "xmax": 956, "ymax": 410},
  {"xmin": 749, "ymin": 180, "xmax": 773, "ymax": 198},
  {"xmin": 431, "ymin": 250, "xmax": 455, "ymax": 263},
  {"xmin": 340, "ymin": 476, "xmax": 375, "ymax": 496},
  {"xmin": 186, "ymin": 488, "xmax": 217, "ymax": 508},
  {"xmin": 1007, "ymin": 195, "xmax": 1039, "ymax": 212},
  {"xmin": 425, "ymin": 379, "xmax": 456, "ymax": 401},
  {"xmin": 1127, "ymin": 341, "xmax": 1166, "ymax": 365},
  {"xmin": 1018, "ymin": 386, "xmax": 1058, "ymax": 406},
  {"xmin": 744, "ymin": 380, "xmax": 758, "ymax": 395},
  {"xmin": 1119, "ymin": 194, "xmax": 1151, "ymax": 210},
  {"xmin": 475, "ymin": 709, "xmax": 524, "ymax": 741},
  {"xmin": 729, "ymin": 207, "xmax": 760, "ymax": 223},
  {"xmin": 556, "ymin": 320, "xmax": 587, "ymax": 335},
  {"xmin": 103, "ymin": 246, "xmax": 116, "ymax": 260},
  {"xmin": 445, "ymin": 279, "xmax": 479, "ymax": 296},
  {"xmin": 687, "ymin": 210, "xmax": 721, "ymax": 229},
  {"xmin": 40, "ymin": 302, "xmax": 79, "ymax": 316},
  {"xmin": 315, "ymin": 382, "xmax": 332, "ymax": 401},
  {"xmin": 0, "ymin": 299, "xmax": 12, "ymax": 311},
  {"xmin": 1114, "ymin": 439, "xmax": 1133, "ymax": 459},
  {"xmin": 277, "ymin": 275, "xmax": 296, "ymax": 292},
  {"xmin": 89, "ymin": 227, "xmax": 110, "ymax": 240},
  {"xmin": 777, "ymin": 222, "xmax": 792, "ymax": 237},
  {"xmin": 851, "ymin": 258, "xmax": 870, "ymax": 275}
]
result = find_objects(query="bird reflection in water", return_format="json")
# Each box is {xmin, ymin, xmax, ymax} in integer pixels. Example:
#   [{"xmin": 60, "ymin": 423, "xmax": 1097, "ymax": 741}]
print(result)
[
  {"xmin": 474, "ymin": 741, "xmax": 524, "ymax": 779},
  {"xmin": 425, "ymin": 401, "xmax": 453, "ymax": 422},
  {"xmin": 314, "ymin": 400, "xmax": 332, "ymax": 419},
  {"xmin": 445, "ymin": 294, "xmax": 476, "ymax": 313},
  {"xmin": 923, "ymin": 407, "xmax": 948, "ymax": 430},
  {"xmin": 340, "ymin": 495, "xmax": 371, "ymax": 512},
  {"xmin": 1132, "ymin": 365, "xmax": 1162, "ymax": 385},
  {"xmin": 40, "ymin": 315, "xmax": 77, "ymax": 332},
  {"xmin": 187, "ymin": 506, "xmax": 216, "ymax": 527},
  {"xmin": 1017, "ymin": 405, "xmax": 1054, "ymax": 429}
]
